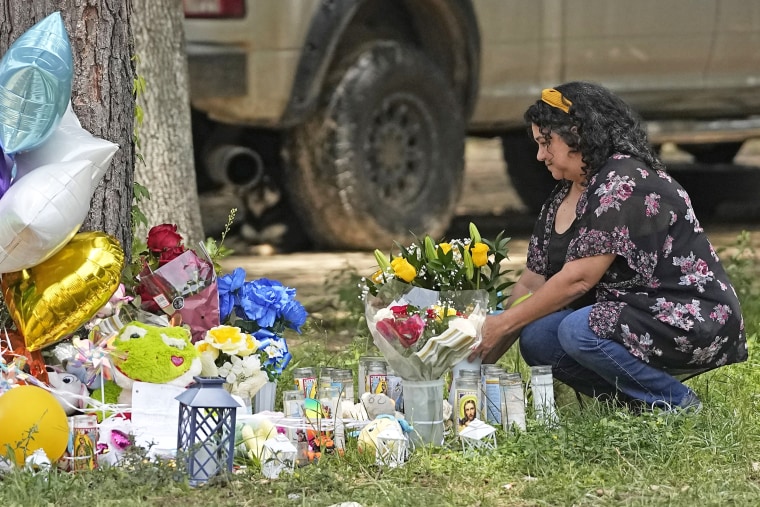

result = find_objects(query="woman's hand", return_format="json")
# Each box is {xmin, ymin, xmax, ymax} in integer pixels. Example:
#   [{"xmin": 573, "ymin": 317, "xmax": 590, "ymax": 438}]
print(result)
[{"xmin": 469, "ymin": 312, "xmax": 520, "ymax": 364}]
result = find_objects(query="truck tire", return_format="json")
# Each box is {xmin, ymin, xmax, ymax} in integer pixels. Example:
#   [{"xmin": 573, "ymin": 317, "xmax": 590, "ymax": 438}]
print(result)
[
  {"xmin": 501, "ymin": 131, "xmax": 555, "ymax": 215},
  {"xmin": 282, "ymin": 40, "xmax": 465, "ymax": 250}
]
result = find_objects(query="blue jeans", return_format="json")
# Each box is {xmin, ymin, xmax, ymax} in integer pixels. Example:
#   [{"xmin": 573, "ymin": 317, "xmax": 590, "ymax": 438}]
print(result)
[{"xmin": 519, "ymin": 307, "xmax": 693, "ymax": 407}]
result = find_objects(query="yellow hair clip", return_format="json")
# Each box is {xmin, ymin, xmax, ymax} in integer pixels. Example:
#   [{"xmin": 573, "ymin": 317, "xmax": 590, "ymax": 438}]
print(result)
[{"xmin": 541, "ymin": 88, "xmax": 572, "ymax": 113}]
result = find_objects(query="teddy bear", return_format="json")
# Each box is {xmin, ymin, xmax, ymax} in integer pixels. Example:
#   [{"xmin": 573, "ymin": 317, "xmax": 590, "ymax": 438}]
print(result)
[
  {"xmin": 357, "ymin": 415, "xmax": 407, "ymax": 456},
  {"xmin": 104, "ymin": 321, "xmax": 202, "ymax": 405}
]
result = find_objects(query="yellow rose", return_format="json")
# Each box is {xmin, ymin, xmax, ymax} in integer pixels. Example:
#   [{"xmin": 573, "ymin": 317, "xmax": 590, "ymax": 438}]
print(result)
[
  {"xmin": 438, "ymin": 242, "xmax": 452, "ymax": 255},
  {"xmin": 371, "ymin": 269, "xmax": 385, "ymax": 284},
  {"xmin": 391, "ymin": 257, "xmax": 417, "ymax": 283},
  {"xmin": 237, "ymin": 333, "xmax": 261, "ymax": 357},
  {"xmin": 432, "ymin": 305, "xmax": 458, "ymax": 321},
  {"xmin": 206, "ymin": 325, "xmax": 250, "ymax": 355},
  {"xmin": 470, "ymin": 242, "xmax": 489, "ymax": 267},
  {"xmin": 195, "ymin": 340, "xmax": 220, "ymax": 360}
]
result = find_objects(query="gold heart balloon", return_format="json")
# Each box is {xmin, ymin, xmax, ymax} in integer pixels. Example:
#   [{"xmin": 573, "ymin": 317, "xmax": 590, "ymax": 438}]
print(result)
[{"xmin": 1, "ymin": 231, "xmax": 125, "ymax": 351}]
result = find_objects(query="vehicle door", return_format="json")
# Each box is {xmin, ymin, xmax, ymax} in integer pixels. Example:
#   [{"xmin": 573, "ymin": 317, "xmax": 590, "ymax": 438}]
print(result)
[
  {"xmin": 471, "ymin": 0, "xmax": 553, "ymax": 128},
  {"xmin": 562, "ymin": 0, "xmax": 717, "ymax": 118},
  {"xmin": 704, "ymin": 0, "xmax": 760, "ymax": 116}
]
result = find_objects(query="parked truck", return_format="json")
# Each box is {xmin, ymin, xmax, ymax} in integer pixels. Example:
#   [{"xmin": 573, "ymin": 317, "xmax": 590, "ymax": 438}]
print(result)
[{"xmin": 183, "ymin": 0, "xmax": 760, "ymax": 250}]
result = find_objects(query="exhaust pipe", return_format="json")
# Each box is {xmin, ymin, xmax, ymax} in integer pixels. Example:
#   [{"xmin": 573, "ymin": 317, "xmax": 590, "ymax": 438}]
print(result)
[{"xmin": 205, "ymin": 144, "xmax": 264, "ymax": 187}]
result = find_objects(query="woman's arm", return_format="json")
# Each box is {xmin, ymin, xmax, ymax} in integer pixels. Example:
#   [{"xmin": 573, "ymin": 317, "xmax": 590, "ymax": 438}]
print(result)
[
  {"xmin": 474, "ymin": 253, "xmax": 616, "ymax": 362},
  {"xmin": 475, "ymin": 268, "xmax": 545, "ymax": 364},
  {"xmin": 503, "ymin": 268, "xmax": 546, "ymax": 309}
]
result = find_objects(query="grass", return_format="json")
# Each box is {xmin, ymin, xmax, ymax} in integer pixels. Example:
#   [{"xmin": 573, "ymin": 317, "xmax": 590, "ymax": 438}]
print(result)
[{"xmin": 2, "ymin": 235, "xmax": 759, "ymax": 507}]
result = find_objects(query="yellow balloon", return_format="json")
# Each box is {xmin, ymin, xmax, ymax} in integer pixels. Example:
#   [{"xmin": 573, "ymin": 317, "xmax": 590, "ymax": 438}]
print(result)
[
  {"xmin": 1, "ymin": 231, "xmax": 125, "ymax": 351},
  {"xmin": 0, "ymin": 385, "xmax": 69, "ymax": 464}
]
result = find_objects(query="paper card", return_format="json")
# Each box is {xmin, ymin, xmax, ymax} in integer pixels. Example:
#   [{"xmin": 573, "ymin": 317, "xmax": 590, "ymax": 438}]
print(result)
[
  {"xmin": 131, "ymin": 383, "xmax": 248, "ymax": 459},
  {"xmin": 130, "ymin": 381, "xmax": 185, "ymax": 458}
]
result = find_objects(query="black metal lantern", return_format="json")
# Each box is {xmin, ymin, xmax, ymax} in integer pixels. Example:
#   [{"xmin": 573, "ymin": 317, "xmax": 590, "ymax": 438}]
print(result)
[{"xmin": 176, "ymin": 377, "xmax": 239, "ymax": 486}]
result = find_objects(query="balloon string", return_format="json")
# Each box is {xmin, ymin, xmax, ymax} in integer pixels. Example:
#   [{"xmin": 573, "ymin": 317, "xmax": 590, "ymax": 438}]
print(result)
[
  {"xmin": 100, "ymin": 373, "xmax": 106, "ymax": 421},
  {"xmin": 1, "ymin": 325, "xmax": 12, "ymax": 354},
  {"xmin": 15, "ymin": 371, "xmax": 128, "ymax": 419}
]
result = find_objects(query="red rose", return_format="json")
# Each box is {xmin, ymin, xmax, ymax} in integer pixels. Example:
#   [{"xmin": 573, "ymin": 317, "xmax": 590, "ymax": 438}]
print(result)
[
  {"xmin": 375, "ymin": 314, "xmax": 425, "ymax": 348},
  {"xmin": 134, "ymin": 283, "xmax": 161, "ymax": 313},
  {"xmin": 390, "ymin": 305, "xmax": 410, "ymax": 316},
  {"xmin": 394, "ymin": 314, "xmax": 426, "ymax": 347},
  {"xmin": 147, "ymin": 224, "xmax": 184, "ymax": 253},
  {"xmin": 158, "ymin": 246, "xmax": 186, "ymax": 266}
]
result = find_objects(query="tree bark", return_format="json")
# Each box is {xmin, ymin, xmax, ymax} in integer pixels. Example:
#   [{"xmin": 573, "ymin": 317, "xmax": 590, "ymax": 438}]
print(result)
[
  {"xmin": 0, "ymin": 0, "xmax": 136, "ymax": 259},
  {"xmin": 132, "ymin": 0, "xmax": 204, "ymax": 248}
]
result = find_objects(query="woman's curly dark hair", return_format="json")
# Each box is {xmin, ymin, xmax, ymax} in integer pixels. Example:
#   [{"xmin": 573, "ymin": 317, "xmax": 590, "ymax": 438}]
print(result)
[{"xmin": 524, "ymin": 81, "xmax": 665, "ymax": 182}]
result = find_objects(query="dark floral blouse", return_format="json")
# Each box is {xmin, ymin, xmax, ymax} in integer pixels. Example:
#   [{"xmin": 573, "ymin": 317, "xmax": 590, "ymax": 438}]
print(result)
[{"xmin": 526, "ymin": 154, "xmax": 747, "ymax": 371}]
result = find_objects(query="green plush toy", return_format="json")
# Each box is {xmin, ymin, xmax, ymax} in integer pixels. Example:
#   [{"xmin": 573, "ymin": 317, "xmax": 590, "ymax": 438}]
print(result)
[{"xmin": 109, "ymin": 321, "xmax": 202, "ymax": 405}]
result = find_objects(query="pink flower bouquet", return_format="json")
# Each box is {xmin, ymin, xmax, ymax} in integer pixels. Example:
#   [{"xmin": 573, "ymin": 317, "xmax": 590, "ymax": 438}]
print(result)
[
  {"xmin": 132, "ymin": 224, "xmax": 220, "ymax": 342},
  {"xmin": 365, "ymin": 280, "xmax": 488, "ymax": 380},
  {"xmin": 363, "ymin": 224, "xmax": 511, "ymax": 380}
]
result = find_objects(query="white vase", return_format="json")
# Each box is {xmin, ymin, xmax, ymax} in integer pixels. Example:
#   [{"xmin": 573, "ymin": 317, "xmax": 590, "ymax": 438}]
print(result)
[
  {"xmin": 254, "ymin": 381, "xmax": 277, "ymax": 413},
  {"xmin": 402, "ymin": 377, "xmax": 445, "ymax": 447}
]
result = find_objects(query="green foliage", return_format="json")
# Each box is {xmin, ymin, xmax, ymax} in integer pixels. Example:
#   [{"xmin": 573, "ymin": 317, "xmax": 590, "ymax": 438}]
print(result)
[
  {"xmin": 481, "ymin": 230, "xmax": 516, "ymax": 310},
  {"xmin": 204, "ymin": 208, "xmax": 237, "ymax": 275},
  {"xmin": 718, "ymin": 230, "xmax": 760, "ymax": 336},
  {"xmin": 130, "ymin": 54, "xmax": 150, "ymax": 255},
  {"xmin": 366, "ymin": 222, "xmax": 514, "ymax": 311},
  {"xmin": 130, "ymin": 181, "xmax": 151, "ymax": 235},
  {"xmin": 132, "ymin": 53, "xmax": 146, "ymax": 164},
  {"xmin": 1, "ymin": 232, "xmax": 759, "ymax": 506}
]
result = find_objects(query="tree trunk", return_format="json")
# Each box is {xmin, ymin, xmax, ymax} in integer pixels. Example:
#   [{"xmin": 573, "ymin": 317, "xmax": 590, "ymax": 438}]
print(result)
[
  {"xmin": 0, "ymin": 0, "xmax": 136, "ymax": 259},
  {"xmin": 132, "ymin": 0, "xmax": 204, "ymax": 248}
]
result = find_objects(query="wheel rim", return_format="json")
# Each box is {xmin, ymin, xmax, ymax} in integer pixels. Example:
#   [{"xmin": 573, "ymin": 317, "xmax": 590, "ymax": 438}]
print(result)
[{"xmin": 363, "ymin": 93, "xmax": 432, "ymax": 206}]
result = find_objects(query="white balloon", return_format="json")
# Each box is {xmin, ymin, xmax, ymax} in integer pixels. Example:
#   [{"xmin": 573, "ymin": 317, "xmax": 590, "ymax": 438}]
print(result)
[
  {"xmin": 0, "ymin": 159, "xmax": 100, "ymax": 273},
  {"xmin": 0, "ymin": 103, "xmax": 119, "ymax": 273},
  {"xmin": 14, "ymin": 102, "xmax": 119, "ymax": 180}
]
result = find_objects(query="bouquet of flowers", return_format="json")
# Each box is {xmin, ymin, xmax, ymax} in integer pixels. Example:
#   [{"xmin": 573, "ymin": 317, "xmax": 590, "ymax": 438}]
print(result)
[
  {"xmin": 131, "ymin": 224, "xmax": 220, "ymax": 342},
  {"xmin": 364, "ymin": 222, "xmax": 512, "ymax": 311},
  {"xmin": 194, "ymin": 325, "xmax": 274, "ymax": 400},
  {"xmin": 194, "ymin": 267, "xmax": 307, "ymax": 397},
  {"xmin": 364, "ymin": 223, "xmax": 512, "ymax": 380},
  {"xmin": 366, "ymin": 281, "xmax": 488, "ymax": 380}
]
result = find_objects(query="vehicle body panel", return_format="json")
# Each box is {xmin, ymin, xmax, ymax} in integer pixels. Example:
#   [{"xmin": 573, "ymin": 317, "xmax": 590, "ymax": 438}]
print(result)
[
  {"xmin": 185, "ymin": 0, "xmax": 320, "ymax": 124},
  {"xmin": 184, "ymin": 0, "xmax": 760, "ymax": 137}
]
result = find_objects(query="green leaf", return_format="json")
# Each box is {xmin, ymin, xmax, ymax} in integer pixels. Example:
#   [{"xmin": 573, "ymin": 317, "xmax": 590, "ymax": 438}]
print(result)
[
  {"xmin": 469, "ymin": 222, "xmax": 482, "ymax": 244},
  {"xmin": 463, "ymin": 248, "xmax": 475, "ymax": 280},
  {"xmin": 131, "ymin": 206, "xmax": 148, "ymax": 229},
  {"xmin": 374, "ymin": 249, "xmax": 392, "ymax": 272},
  {"xmin": 133, "ymin": 181, "xmax": 150, "ymax": 202},
  {"xmin": 424, "ymin": 236, "xmax": 437, "ymax": 261}
]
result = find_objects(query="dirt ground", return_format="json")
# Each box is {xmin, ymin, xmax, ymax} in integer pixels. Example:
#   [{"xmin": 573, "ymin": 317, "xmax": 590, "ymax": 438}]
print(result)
[{"xmin": 219, "ymin": 137, "xmax": 760, "ymax": 310}]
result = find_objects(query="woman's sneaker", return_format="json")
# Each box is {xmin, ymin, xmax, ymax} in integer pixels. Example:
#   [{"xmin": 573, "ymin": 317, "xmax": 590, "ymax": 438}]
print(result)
[
  {"xmin": 676, "ymin": 390, "xmax": 704, "ymax": 413},
  {"xmin": 654, "ymin": 390, "xmax": 703, "ymax": 415}
]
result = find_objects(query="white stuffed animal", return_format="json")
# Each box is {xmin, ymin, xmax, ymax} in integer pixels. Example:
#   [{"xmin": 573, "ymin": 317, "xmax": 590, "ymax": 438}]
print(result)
[{"xmin": 46, "ymin": 365, "xmax": 90, "ymax": 415}]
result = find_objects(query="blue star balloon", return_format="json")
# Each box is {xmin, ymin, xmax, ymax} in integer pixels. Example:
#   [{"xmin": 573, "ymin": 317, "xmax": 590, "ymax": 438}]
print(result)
[{"xmin": 0, "ymin": 12, "xmax": 73, "ymax": 154}]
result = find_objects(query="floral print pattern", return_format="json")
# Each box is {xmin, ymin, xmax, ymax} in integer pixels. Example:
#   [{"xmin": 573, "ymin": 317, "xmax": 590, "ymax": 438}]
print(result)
[
  {"xmin": 593, "ymin": 172, "xmax": 635, "ymax": 216},
  {"xmin": 621, "ymin": 323, "xmax": 662, "ymax": 362},
  {"xmin": 526, "ymin": 156, "xmax": 747, "ymax": 370},
  {"xmin": 672, "ymin": 252, "xmax": 714, "ymax": 293}
]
